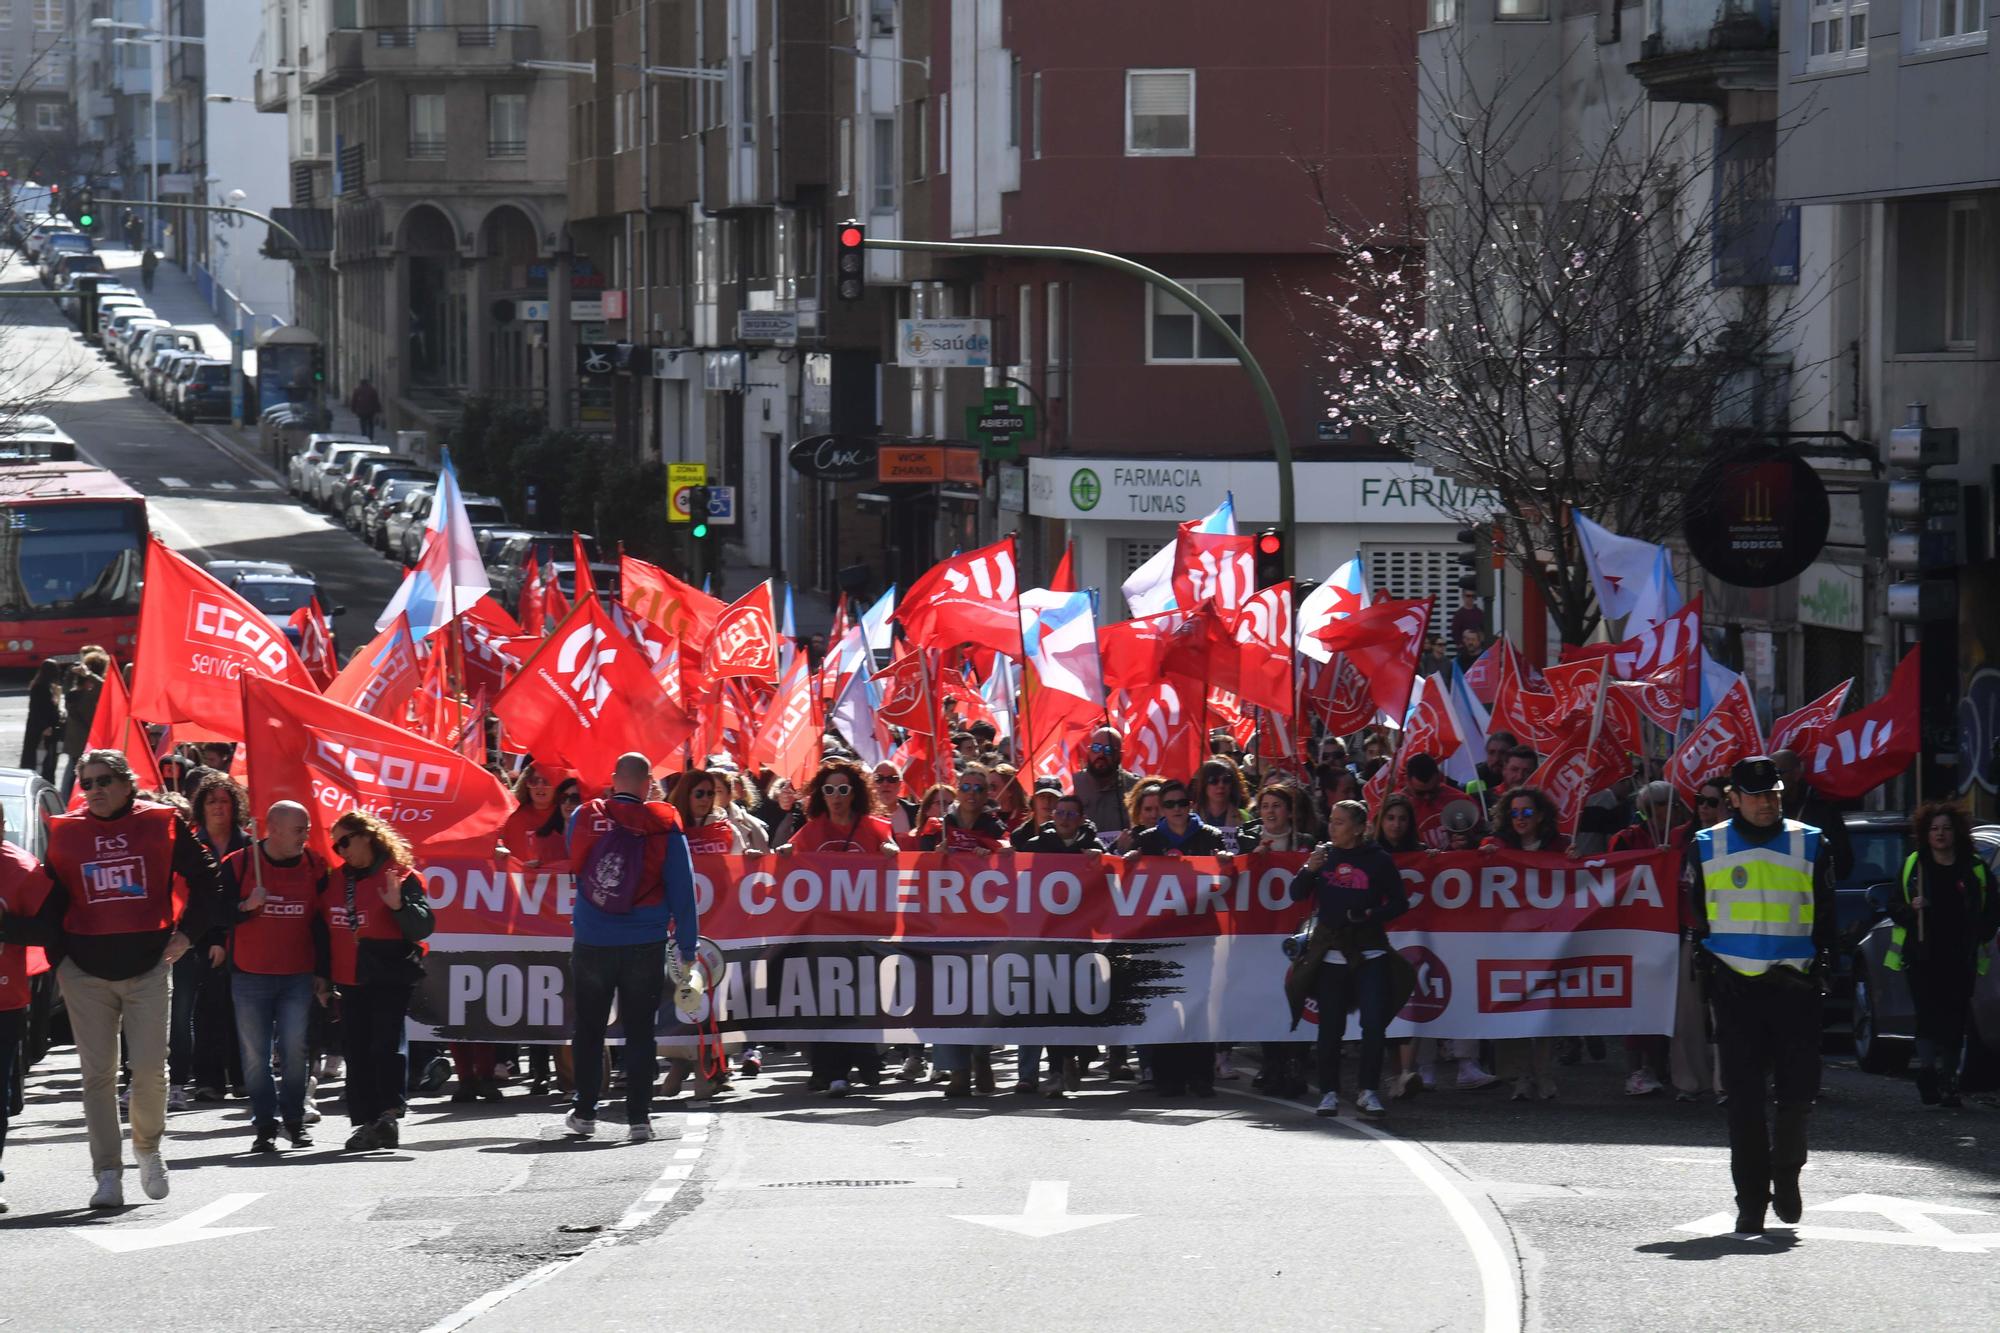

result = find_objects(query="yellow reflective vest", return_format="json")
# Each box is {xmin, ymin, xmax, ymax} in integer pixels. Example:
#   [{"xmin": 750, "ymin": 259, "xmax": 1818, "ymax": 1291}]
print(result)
[
  {"xmin": 1885, "ymin": 853, "xmax": 1992, "ymax": 976},
  {"xmin": 1696, "ymin": 819, "xmax": 1821, "ymax": 978}
]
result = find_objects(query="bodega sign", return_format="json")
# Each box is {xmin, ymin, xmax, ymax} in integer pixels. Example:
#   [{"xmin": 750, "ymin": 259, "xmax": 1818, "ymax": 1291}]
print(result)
[{"xmin": 407, "ymin": 849, "xmax": 1683, "ymax": 1045}]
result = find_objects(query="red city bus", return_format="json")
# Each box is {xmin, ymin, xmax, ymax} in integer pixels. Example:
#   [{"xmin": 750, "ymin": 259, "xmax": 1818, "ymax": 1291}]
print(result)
[{"xmin": 0, "ymin": 460, "xmax": 147, "ymax": 668}]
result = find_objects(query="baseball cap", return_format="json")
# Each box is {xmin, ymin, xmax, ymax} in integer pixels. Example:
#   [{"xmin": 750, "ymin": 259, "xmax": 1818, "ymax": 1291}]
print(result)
[
  {"xmin": 1730, "ymin": 756, "xmax": 1784, "ymax": 795},
  {"xmin": 1033, "ymin": 776, "xmax": 1063, "ymax": 793}
]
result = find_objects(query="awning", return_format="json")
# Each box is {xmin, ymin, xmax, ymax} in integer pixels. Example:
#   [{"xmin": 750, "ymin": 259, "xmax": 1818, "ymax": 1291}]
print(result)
[{"xmin": 262, "ymin": 207, "xmax": 332, "ymax": 260}]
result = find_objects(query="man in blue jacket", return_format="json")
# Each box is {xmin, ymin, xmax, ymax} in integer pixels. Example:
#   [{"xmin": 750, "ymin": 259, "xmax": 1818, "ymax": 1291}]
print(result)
[{"xmin": 563, "ymin": 752, "xmax": 698, "ymax": 1142}]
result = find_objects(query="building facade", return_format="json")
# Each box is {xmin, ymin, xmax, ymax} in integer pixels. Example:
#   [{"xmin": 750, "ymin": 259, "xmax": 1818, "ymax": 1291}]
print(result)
[{"xmin": 1, "ymin": 0, "xmax": 73, "ymax": 176}]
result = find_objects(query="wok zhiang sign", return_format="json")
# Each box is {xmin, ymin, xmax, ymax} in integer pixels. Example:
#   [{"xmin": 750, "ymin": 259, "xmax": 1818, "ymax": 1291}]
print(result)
[{"xmin": 407, "ymin": 851, "xmax": 1684, "ymax": 1045}]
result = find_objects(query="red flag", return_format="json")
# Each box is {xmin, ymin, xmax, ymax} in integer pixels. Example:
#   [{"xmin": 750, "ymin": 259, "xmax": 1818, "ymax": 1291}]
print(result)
[
  {"xmin": 129, "ymin": 536, "xmax": 321, "ymax": 738},
  {"xmin": 1303, "ymin": 653, "xmax": 1376, "ymax": 735},
  {"xmin": 571, "ymin": 534, "xmax": 598, "ymax": 605},
  {"xmin": 1160, "ymin": 601, "xmax": 1239, "ymax": 694},
  {"xmin": 455, "ymin": 604, "xmax": 529, "ymax": 702},
  {"xmin": 1529, "ymin": 721, "xmax": 1634, "ymax": 836},
  {"xmin": 325, "ymin": 616, "xmax": 422, "ymax": 722},
  {"xmin": 1801, "ymin": 648, "xmax": 1919, "ymax": 801},
  {"xmin": 518, "ymin": 552, "xmax": 545, "ymax": 637},
  {"xmin": 1664, "ymin": 677, "xmax": 1763, "ymax": 806},
  {"xmin": 1491, "ymin": 639, "xmax": 1558, "ymax": 745},
  {"xmin": 67, "ymin": 662, "xmax": 162, "ymax": 810},
  {"xmin": 242, "ymin": 674, "xmax": 512, "ymax": 861},
  {"xmin": 494, "ymin": 595, "xmax": 695, "ymax": 778},
  {"xmin": 1403, "ymin": 674, "xmax": 1464, "ymax": 766},
  {"xmin": 1097, "ymin": 609, "xmax": 1188, "ymax": 693},
  {"xmin": 1542, "ymin": 658, "xmax": 1643, "ymax": 755},
  {"xmin": 1462, "ymin": 640, "xmax": 1502, "ymax": 706},
  {"xmin": 749, "ymin": 652, "xmax": 821, "ymax": 789},
  {"xmin": 1120, "ymin": 676, "xmax": 1206, "ymax": 780},
  {"xmin": 1768, "ymin": 679, "xmax": 1854, "ymax": 758},
  {"xmin": 287, "ymin": 601, "xmax": 337, "ymax": 690},
  {"xmin": 1172, "ymin": 528, "xmax": 1257, "ymax": 616},
  {"xmin": 1313, "ymin": 596, "xmax": 1431, "ymax": 722},
  {"xmin": 1565, "ymin": 596, "xmax": 1703, "ymax": 708},
  {"xmin": 1049, "ymin": 540, "xmax": 1077, "ymax": 594},
  {"xmin": 619, "ymin": 553, "xmax": 725, "ymax": 650},
  {"xmin": 542, "ymin": 563, "xmax": 572, "ymax": 627},
  {"xmin": 702, "ymin": 581, "xmax": 782, "ymax": 684},
  {"xmin": 895, "ymin": 536, "xmax": 1022, "ymax": 657},
  {"xmin": 1232, "ymin": 583, "xmax": 1294, "ymax": 715},
  {"xmin": 871, "ymin": 650, "xmax": 936, "ymax": 729}
]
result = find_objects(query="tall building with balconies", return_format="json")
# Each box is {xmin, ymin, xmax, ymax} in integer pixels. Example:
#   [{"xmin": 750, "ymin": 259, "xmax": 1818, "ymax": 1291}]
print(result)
[
  {"xmin": 256, "ymin": 0, "xmax": 570, "ymax": 435},
  {"xmin": 2, "ymin": 0, "xmax": 75, "ymax": 175}
]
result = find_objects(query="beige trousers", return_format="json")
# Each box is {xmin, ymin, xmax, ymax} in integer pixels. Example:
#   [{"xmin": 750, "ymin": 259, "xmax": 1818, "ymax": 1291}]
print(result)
[{"xmin": 59, "ymin": 955, "xmax": 172, "ymax": 1173}]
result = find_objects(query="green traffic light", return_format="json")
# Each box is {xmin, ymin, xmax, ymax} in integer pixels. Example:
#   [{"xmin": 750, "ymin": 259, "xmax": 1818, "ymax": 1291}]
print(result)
[
  {"xmin": 692, "ymin": 522, "xmax": 709, "ymax": 539},
  {"xmin": 78, "ymin": 213, "xmax": 94, "ymax": 228}
]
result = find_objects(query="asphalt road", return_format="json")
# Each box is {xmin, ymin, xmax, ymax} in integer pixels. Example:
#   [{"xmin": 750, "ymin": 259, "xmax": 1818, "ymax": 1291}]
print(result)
[{"xmin": 4, "ymin": 246, "xmax": 2000, "ymax": 1331}]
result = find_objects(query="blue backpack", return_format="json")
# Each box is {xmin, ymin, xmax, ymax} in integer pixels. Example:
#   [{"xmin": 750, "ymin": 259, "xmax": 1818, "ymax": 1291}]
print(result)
[{"xmin": 579, "ymin": 819, "xmax": 648, "ymax": 914}]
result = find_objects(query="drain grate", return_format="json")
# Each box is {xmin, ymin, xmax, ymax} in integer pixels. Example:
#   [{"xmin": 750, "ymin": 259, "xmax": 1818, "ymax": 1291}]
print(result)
[{"xmin": 752, "ymin": 1179, "xmax": 924, "ymax": 1189}]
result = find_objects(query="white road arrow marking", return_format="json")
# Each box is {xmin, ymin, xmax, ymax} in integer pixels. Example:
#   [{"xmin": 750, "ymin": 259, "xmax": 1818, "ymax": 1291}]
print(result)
[
  {"xmin": 72, "ymin": 1192, "xmax": 270, "ymax": 1252},
  {"xmin": 1677, "ymin": 1193, "xmax": 2000, "ymax": 1252},
  {"xmin": 952, "ymin": 1180, "xmax": 1133, "ymax": 1239}
]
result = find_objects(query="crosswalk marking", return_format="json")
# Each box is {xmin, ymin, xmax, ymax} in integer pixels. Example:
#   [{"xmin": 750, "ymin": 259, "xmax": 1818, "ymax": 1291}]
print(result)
[
  {"xmin": 210, "ymin": 481, "xmax": 237, "ymax": 491},
  {"xmin": 250, "ymin": 479, "xmax": 280, "ymax": 491},
  {"xmin": 159, "ymin": 477, "xmax": 189, "ymax": 488}
]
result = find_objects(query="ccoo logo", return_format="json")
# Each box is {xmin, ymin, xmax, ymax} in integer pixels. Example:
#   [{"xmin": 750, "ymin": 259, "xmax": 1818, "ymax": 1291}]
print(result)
[
  {"xmin": 189, "ymin": 596, "xmax": 294, "ymax": 675},
  {"xmin": 556, "ymin": 621, "xmax": 617, "ymax": 718}
]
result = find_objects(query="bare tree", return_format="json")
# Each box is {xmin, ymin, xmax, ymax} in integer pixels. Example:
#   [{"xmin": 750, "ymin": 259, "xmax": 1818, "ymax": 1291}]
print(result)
[{"xmin": 1308, "ymin": 33, "xmax": 1828, "ymax": 647}]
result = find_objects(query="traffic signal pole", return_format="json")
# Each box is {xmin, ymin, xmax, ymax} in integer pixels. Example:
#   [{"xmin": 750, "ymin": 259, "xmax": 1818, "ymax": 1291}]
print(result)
[{"xmin": 860, "ymin": 236, "xmax": 1297, "ymax": 575}]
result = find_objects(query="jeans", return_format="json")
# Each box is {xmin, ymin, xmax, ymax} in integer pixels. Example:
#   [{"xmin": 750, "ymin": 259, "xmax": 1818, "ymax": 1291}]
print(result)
[
  {"xmin": 1711, "ymin": 968, "xmax": 1822, "ymax": 1217},
  {"xmin": 0, "ymin": 1007, "xmax": 21, "ymax": 1167},
  {"xmin": 60, "ymin": 956, "xmax": 172, "ymax": 1173},
  {"xmin": 571, "ymin": 940, "xmax": 665, "ymax": 1123},
  {"xmin": 338, "ymin": 982, "xmax": 413, "ymax": 1126},
  {"xmin": 168, "ymin": 949, "xmax": 204, "ymax": 1086},
  {"xmin": 232, "ymin": 971, "xmax": 314, "ymax": 1128},
  {"xmin": 1315, "ymin": 955, "xmax": 1392, "ymax": 1096}
]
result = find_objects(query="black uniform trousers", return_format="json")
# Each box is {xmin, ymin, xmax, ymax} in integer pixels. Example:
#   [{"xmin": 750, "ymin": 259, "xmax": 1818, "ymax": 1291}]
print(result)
[{"xmin": 1709, "ymin": 964, "xmax": 1821, "ymax": 1216}]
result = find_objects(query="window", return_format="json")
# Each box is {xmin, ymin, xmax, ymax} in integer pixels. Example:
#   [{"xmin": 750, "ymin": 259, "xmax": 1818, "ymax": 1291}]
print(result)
[
  {"xmin": 738, "ymin": 57, "xmax": 755, "ymax": 145},
  {"xmin": 0, "ymin": 53, "xmax": 13, "ymax": 81},
  {"xmin": 1031, "ymin": 72, "xmax": 1042, "ymax": 159},
  {"xmin": 1045, "ymin": 280, "xmax": 1064, "ymax": 397},
  {"xmin": 490, "ymin": 0, "xmax": 526, "ymax": 24},
  {"xmin": 871, "ymin": 114, "xmax": 896, "ymax": 211},
  {"xmin": 407, "ymin": 93, "xmax": 446, "ymax": 158},
  {"xmin": 1917, "ymin": 0, "xmax": 1984, "ymax": 44},
  {"xmin": 1146, "ymin": 278, "xmax": 1243, "ymax": 363},
  {"xmin": 488, "ymin": 93, "xmax": 526, "ymax": 158},
  {"xmin": 912, "ymin": 97, "xmax": 927, "ymax": 180},
  {"xmin": 1495, "ymin": 0, "xmax": 1545, "ymax": 16},
  {"xmin": 1946, "ymin": 201, "xmax": 1979, "ymax": 348},
  {"xmin": 838, "ymin": 116, "xmax": 852, "ymax": 197},
  {"xmin": 1807, "ymin": 0, "xmax": 1868, "ymax": 64},
  {"xmin": 938, "ymin": 92, "xmax": 949, "ymax": 174},
  {"xmin": 1007, "ymin": 56, "xmax": 1021, "ymax": 148},
  {"xmin": 34, "ymin": 103, "xmax": 60, "ymax": 132},
  {"xmin": 1428, "ymin": 0, "xmax": 1458, "ymax": 24},
  {"xmin": 1125, "ymin": 70, "xmax": 1193, "ymax": 155},
  {"xmin": 32, "ymin": 0, "xmax": 58, "ymax": 32},
  {"xmin": 1017, "ymin": 284, "xmax": 1033, "ymax": 367}
]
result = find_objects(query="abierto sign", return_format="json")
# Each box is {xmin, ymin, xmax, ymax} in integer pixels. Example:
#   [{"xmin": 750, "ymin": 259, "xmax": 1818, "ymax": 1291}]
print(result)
[{"xmin": 897, "ymin": 318, "xmax": 992, "ymax": 368}]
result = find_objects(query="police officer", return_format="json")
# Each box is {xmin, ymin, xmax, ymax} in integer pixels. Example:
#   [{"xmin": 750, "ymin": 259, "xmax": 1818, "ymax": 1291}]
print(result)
[{"xmin": 1693, "ymin": 755, "xmax": 1837, "ymax": 1236}]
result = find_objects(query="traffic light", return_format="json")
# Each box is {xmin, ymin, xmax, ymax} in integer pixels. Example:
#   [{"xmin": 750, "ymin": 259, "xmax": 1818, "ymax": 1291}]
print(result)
[
  {"xmin": 687, "ymin": 486, "xmax": 711, "ymax": 540},
  {"xmin": 74, "ymin": 191, "xmax": 95, "ymax": 231},
  {"xmin": 1885, "ymin": 403, "xmax": 1959, "ymax": 623},
  {"xmin": 311, "ymin": 344, "xmax": 327, "ymax": 384},
  {"xmin": 835, "ymin": 221, "xmax": 866, "ymax": 302},
  {"xmin": 1455, "ymin": 523, "xmax": 1497, "ymax": 601},
  {"xmin": 1253, "ymin": 528, "xmax": 1285, "ymax": 588}
]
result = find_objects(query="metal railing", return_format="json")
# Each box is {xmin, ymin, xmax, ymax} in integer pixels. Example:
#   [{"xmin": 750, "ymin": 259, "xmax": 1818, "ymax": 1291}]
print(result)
[
  {"xmin": 407, "ymin": 135, "xmax": 447, "ymax": 160},
  {"xmin": 487, "ymin": 139, "xmax": 526, "ymax": 158},
  {"xmin": 360, "ymin": 24, "xmax": 537, "ymax": 48}
]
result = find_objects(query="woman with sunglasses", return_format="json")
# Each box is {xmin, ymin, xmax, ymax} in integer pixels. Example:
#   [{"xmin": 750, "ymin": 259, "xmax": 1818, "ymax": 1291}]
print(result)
[
  {"xmin": 1193, "ymin": 757, "xmax": 1251, "ymax": 848},
  {"xmin": 868, "ymin": 763, "xmax": 920, "ymax": 842},
  {"xmin": 917, "ymin": 765, "xmax": 1010, "ymax": 854},
  {"xmin": 1483, "ymin": 786, "xmax": 1567, "ymax": 1099},
  {"xmin": 673, "ymin": 769, "xmax": 747, "ymax": 855},
  {"xmin": 502, "ymin": 764, "xmax": 572, "ymax": 871},
  {"xmin": 1110, "ymin": 778, "xmax": 1168, "ymax": 855},
  {"xmin": 315, "ymin": 810, "xmax": 434, "ymax": 1152}
]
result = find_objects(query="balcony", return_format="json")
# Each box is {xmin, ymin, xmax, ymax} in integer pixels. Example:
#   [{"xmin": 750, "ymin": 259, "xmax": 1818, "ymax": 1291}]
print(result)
[
  {"xmin": 305, "ymin": 25, "xmax": 542, "ymax": 95},
  {"xmin": 255, "ymin": 67, "xmax": 291, "ymax": 113},
  {"xmin": 1628, "ymin": 0, "xmax": 1777, "ymax": 105}
]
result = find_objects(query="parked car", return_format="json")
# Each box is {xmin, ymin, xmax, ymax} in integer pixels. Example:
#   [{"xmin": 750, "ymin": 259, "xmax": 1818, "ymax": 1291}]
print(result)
[
  {"xmin": 311, "ymin": 442, "xmax": 394, "ymax": 511},
  {"xmin": 46, "ymin": 250, "xmax": 105, "ymax": 288},
  {"xmin": 131, "ymin": 326, "xmax": 202, "ymax": 380},
  {"xmin": 103, "ymin": 310, "xmax": 161, "ymax": 361},
  {"xmin": 22, "ymin": 221, "xmax": 78, "ymax": 262},
  {"xmin": 287, "ymin": 433, "xmax": 367, "ymax": 496},
  {"xmin": 57, "ymin": 273, "xmax": 128, "ymax": 321},
  {"xmin": 491, "ymin": 532, "xmax": 602, "ymax": 610},
  {"xmin": 336, "ymin": 455, "xmax": 422, "ymax": 528},
  {"xmin": 395, "ymin": 492, "xmax": 513, "ymax": 564},
  {"xmin": 162, "ymin": 355, "xmax": 218, "ymax": 415},
  {"xmin": 145, "ymin": 347, "xmax": 200, "ymax": 401},
  {"xmin": 381, "ymin": 487, "xmax": 435, "ymax": 562},
  {"xmin": 110, "ymin": 317, "xmax": 168, "ymax": 371},
  {"xmin": 363, "ymin": 476, "xmax": 436, "ymax": 550},
  {"xmin": 90, "ymin": 294, "xmax": 147, "ymax": 345},
  {"xmin": 177, "ymin": 361, "xmax": 235, "ymax": 421},
  {"xmin": 550, "ymin": 562, "xmax": 622, "ymax": 605},
  {"xmin": 231, "ymin": 574, "xmax": 345, "ymax": 654}
]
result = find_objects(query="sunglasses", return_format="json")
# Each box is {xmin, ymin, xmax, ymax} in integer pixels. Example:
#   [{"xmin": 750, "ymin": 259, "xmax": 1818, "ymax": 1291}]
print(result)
[
  {"xmin": 1162, "ymin": 798, "xmax": 1191, "ymax": 809},
  {"xmin": 1088, "ymin": 743, "xmax": 1114, "ymax": 755},
  {"xmin": 873, "ymin": 774, "xmax": 901, "ymax": 784},
  {"xmin": 959, "ymin": 783, "xmax": 986, "ymax": 795},
  {"xmin": 820, "ymin": 782, "xmax": 853, "ymax": 797},
  {"xmin": 1205, "ymin": 775, "xmax": 1229, "ymax": 785},
  {"xmin": 1508, "ymin": 807, "xmax": 1538, "ymax": 820},
  {"xmin": 333, "ymin": 832, "xmax": 363, "ymax": 851},
  {"xmin": 77, "ymin": 774, "xmax": 124, "ymax": 791},
  {"xmin": 691, "ymin": 788, "xmax": 715, "ymax": 799},
  {"xmin": 1698, "ymin": 796, "xmax": 1722, "ymax": 807}
]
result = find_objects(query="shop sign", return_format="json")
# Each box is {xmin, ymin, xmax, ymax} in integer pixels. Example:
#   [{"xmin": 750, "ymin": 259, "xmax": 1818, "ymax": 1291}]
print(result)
[
  {"xmin": 896, "ymin": 319, "xmax": 992, "ymax": 368},
  {"xmin": 1796, "ymin": 562, "xmax": 1863, "ymax": 632},
  {"xmin": 877, "ymin": 445, "xmax": 981, "ymax": 484},
  {"xmin": 789, "ymin": 434, "xmax": 878, "ymax": 483},
  {"xmin": 1683, "ymin": 446, "xmax": 1830, "ymax": 588},
  {"xmin": 1025, "ymin": 458, "xmax": 1496, "ymax": 524}
]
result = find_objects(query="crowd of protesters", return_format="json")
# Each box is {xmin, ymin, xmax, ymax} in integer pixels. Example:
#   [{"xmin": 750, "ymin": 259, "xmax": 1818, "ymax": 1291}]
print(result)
[{"xmin": 3, "ymin": 680, "xmax": 1997, "ymax": 1213}]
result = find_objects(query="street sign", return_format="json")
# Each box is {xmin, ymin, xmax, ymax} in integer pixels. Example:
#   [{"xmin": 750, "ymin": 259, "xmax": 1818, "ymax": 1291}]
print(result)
[
  {"xmin": 965, "ymin": 386, "xmax": 1037, "ymax": 461},
  {"xmin": 702, "ymin": 485, "xmax": 738, "ymax": 525},
  {"xmin": 737, "ymin": 310, "xmax": 800, "ymax": 346},
  {"xmin": 668, "ymin": 461, "xmax": 708, "ymax": 522},
  {"xmin": 897, "ymin": 318, "xmax": 992, "ymax": 368}
]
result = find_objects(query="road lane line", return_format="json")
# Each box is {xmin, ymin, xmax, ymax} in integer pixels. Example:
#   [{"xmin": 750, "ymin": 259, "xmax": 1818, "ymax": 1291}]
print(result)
[
  {"xmin": 1229, "ymin": 1087, "xmax": 1522, "ymax": 1333},
  {"xmin": 419, "ymin": 1114, "xmax": 712, "ymax": 1333},
  {"xmin": 160, "ymin": 476, "xmax": 189, "ymax": 488}
]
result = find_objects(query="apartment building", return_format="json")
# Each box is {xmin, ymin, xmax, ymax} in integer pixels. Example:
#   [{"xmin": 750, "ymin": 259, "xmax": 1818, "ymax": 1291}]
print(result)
[
  {"xmin": 257, "ymin": 0, "xmax": 571, "ymax": 433},
  {"xmin": 1, "ymin": 0, "xmax": 73, "ymax": 173},
  {"xmin": 1776, "ymin": 0, "xmax": 2000, "ymax": 804},
  {"xmin": 66, "ymin": 0, "xmax": 168, "ymax": 214}
]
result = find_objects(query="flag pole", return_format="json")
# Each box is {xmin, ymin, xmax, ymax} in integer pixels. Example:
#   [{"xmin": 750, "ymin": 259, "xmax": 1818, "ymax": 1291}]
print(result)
[{"xmin": 1008, "ymin": 533, "xmax": 1032, "ymax": 785}]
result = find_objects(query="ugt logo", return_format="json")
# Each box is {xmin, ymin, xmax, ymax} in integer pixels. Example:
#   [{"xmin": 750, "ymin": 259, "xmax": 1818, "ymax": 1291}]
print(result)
[{"xmin": 556, "ymin": 621, "xmax": 616, "ymax": 718}]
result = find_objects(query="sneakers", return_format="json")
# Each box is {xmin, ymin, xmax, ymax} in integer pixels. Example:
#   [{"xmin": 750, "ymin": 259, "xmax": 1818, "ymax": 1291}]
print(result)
[
  {"xmin": 739, "ymin": 1048, "xmax": 763, "ymax": 1078},
  {"xmin": 1455, "ymin": 1061, "xmax": 1499, "ymax": 1090},
  {"xmin": 417, "ymin": 1056, "xmax": 452, "ymax": 1095},
  {"xmin": 828, "ymin": 1078, "xmax": 850, "ymax": 1098},
  {"xmin": 167, "ymin": 1085, "xmax": 191, "ymax": 1112},
  {"xmin": 564, "ymin": 1109, "xmax": 597, "ymax": 1139},
  {"xmin": 1315, "ymin": 1091, "xmax": 1341, "ymax": 1117},
  {"xmin": 374, "ymin": 1113, "xmax": 400, "ymax": 1149},
  {"xmin": 628, "ymin": 1120, "xmax": 655, "ymax": 1143},
  {"xmin": 1773, "ymin": 1174, "xmax": 1803, "ymax": 1225},
  {"xmin": 283, "ymin": 1121, "xmax": 313, "ymax": 1149},
  {"xmin": 1356, "ymin": 1089, "xmax": 1386, "ymax": 1119},
  {"xmin": 90, "ymin": 1169, "xmax": 124, "ymax": 1209},
  {"xmin": 252, "ymin": 1123, "xmax": 279, "ymax": 1154},
  {"xmin": 899, "ymin": 1053, "xmax": 927, "ymax": 1081},
  {"xmin": 302, "ymin": 1100, "xmax": 322, "ymax": 1126},
  {"xmin": 1061, "ymin": 1056, "xmax": 1083, "ymax": 1095},
  {"xmin": 317, "ymin": 1055, "xmax": 345, "ymax": 1081},
  {"xmin": 136, "ymin": 1150, "xmax": 169, "ymax": 1200},
  {"xmin": 1624, "ymin": 1069, "xmax": 1663, "ymax": 1097}
]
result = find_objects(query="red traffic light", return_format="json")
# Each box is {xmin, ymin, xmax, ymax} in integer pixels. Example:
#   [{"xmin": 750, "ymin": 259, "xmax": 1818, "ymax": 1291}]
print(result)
[
  {"xmin": 839, "ymin": 226, "xmax": 864, "ymax": 249},
  {"xmin": 1257, "ymin": 531, "xmax": 1283, "ymax": 556}
]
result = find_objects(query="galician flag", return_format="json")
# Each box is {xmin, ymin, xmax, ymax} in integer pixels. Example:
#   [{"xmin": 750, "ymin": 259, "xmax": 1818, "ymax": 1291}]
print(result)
[
  {"xmin": 377, "ymin": 450, "xmax": 491, "ymax": 638},
  {"xmin": 1572, "ymin": 508, "xmax": 1662, "ymax": 623},
  {"xmin": 1297, "ymin": 554, "xmax": 1369, "ymax": 664}
]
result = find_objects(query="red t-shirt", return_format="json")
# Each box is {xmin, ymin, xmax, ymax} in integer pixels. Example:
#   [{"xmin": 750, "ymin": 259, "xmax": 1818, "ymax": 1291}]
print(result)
[
  {"xmin": 0, "ymin": 842, "xmax": 56, "ymax": 1011},
  {"xmin": 790, "ymin": 814, "xmax": 894, "ymax": 853},
  {"xmin": 503, "ymin": 802, "xmax": 572, "ymax": 870}
]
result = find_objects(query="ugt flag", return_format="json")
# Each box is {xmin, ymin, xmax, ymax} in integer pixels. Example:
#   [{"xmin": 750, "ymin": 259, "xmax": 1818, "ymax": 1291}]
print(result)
[{"xmin": 378, "ymin": 450, "xmax": 491, "ymax": 638}]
